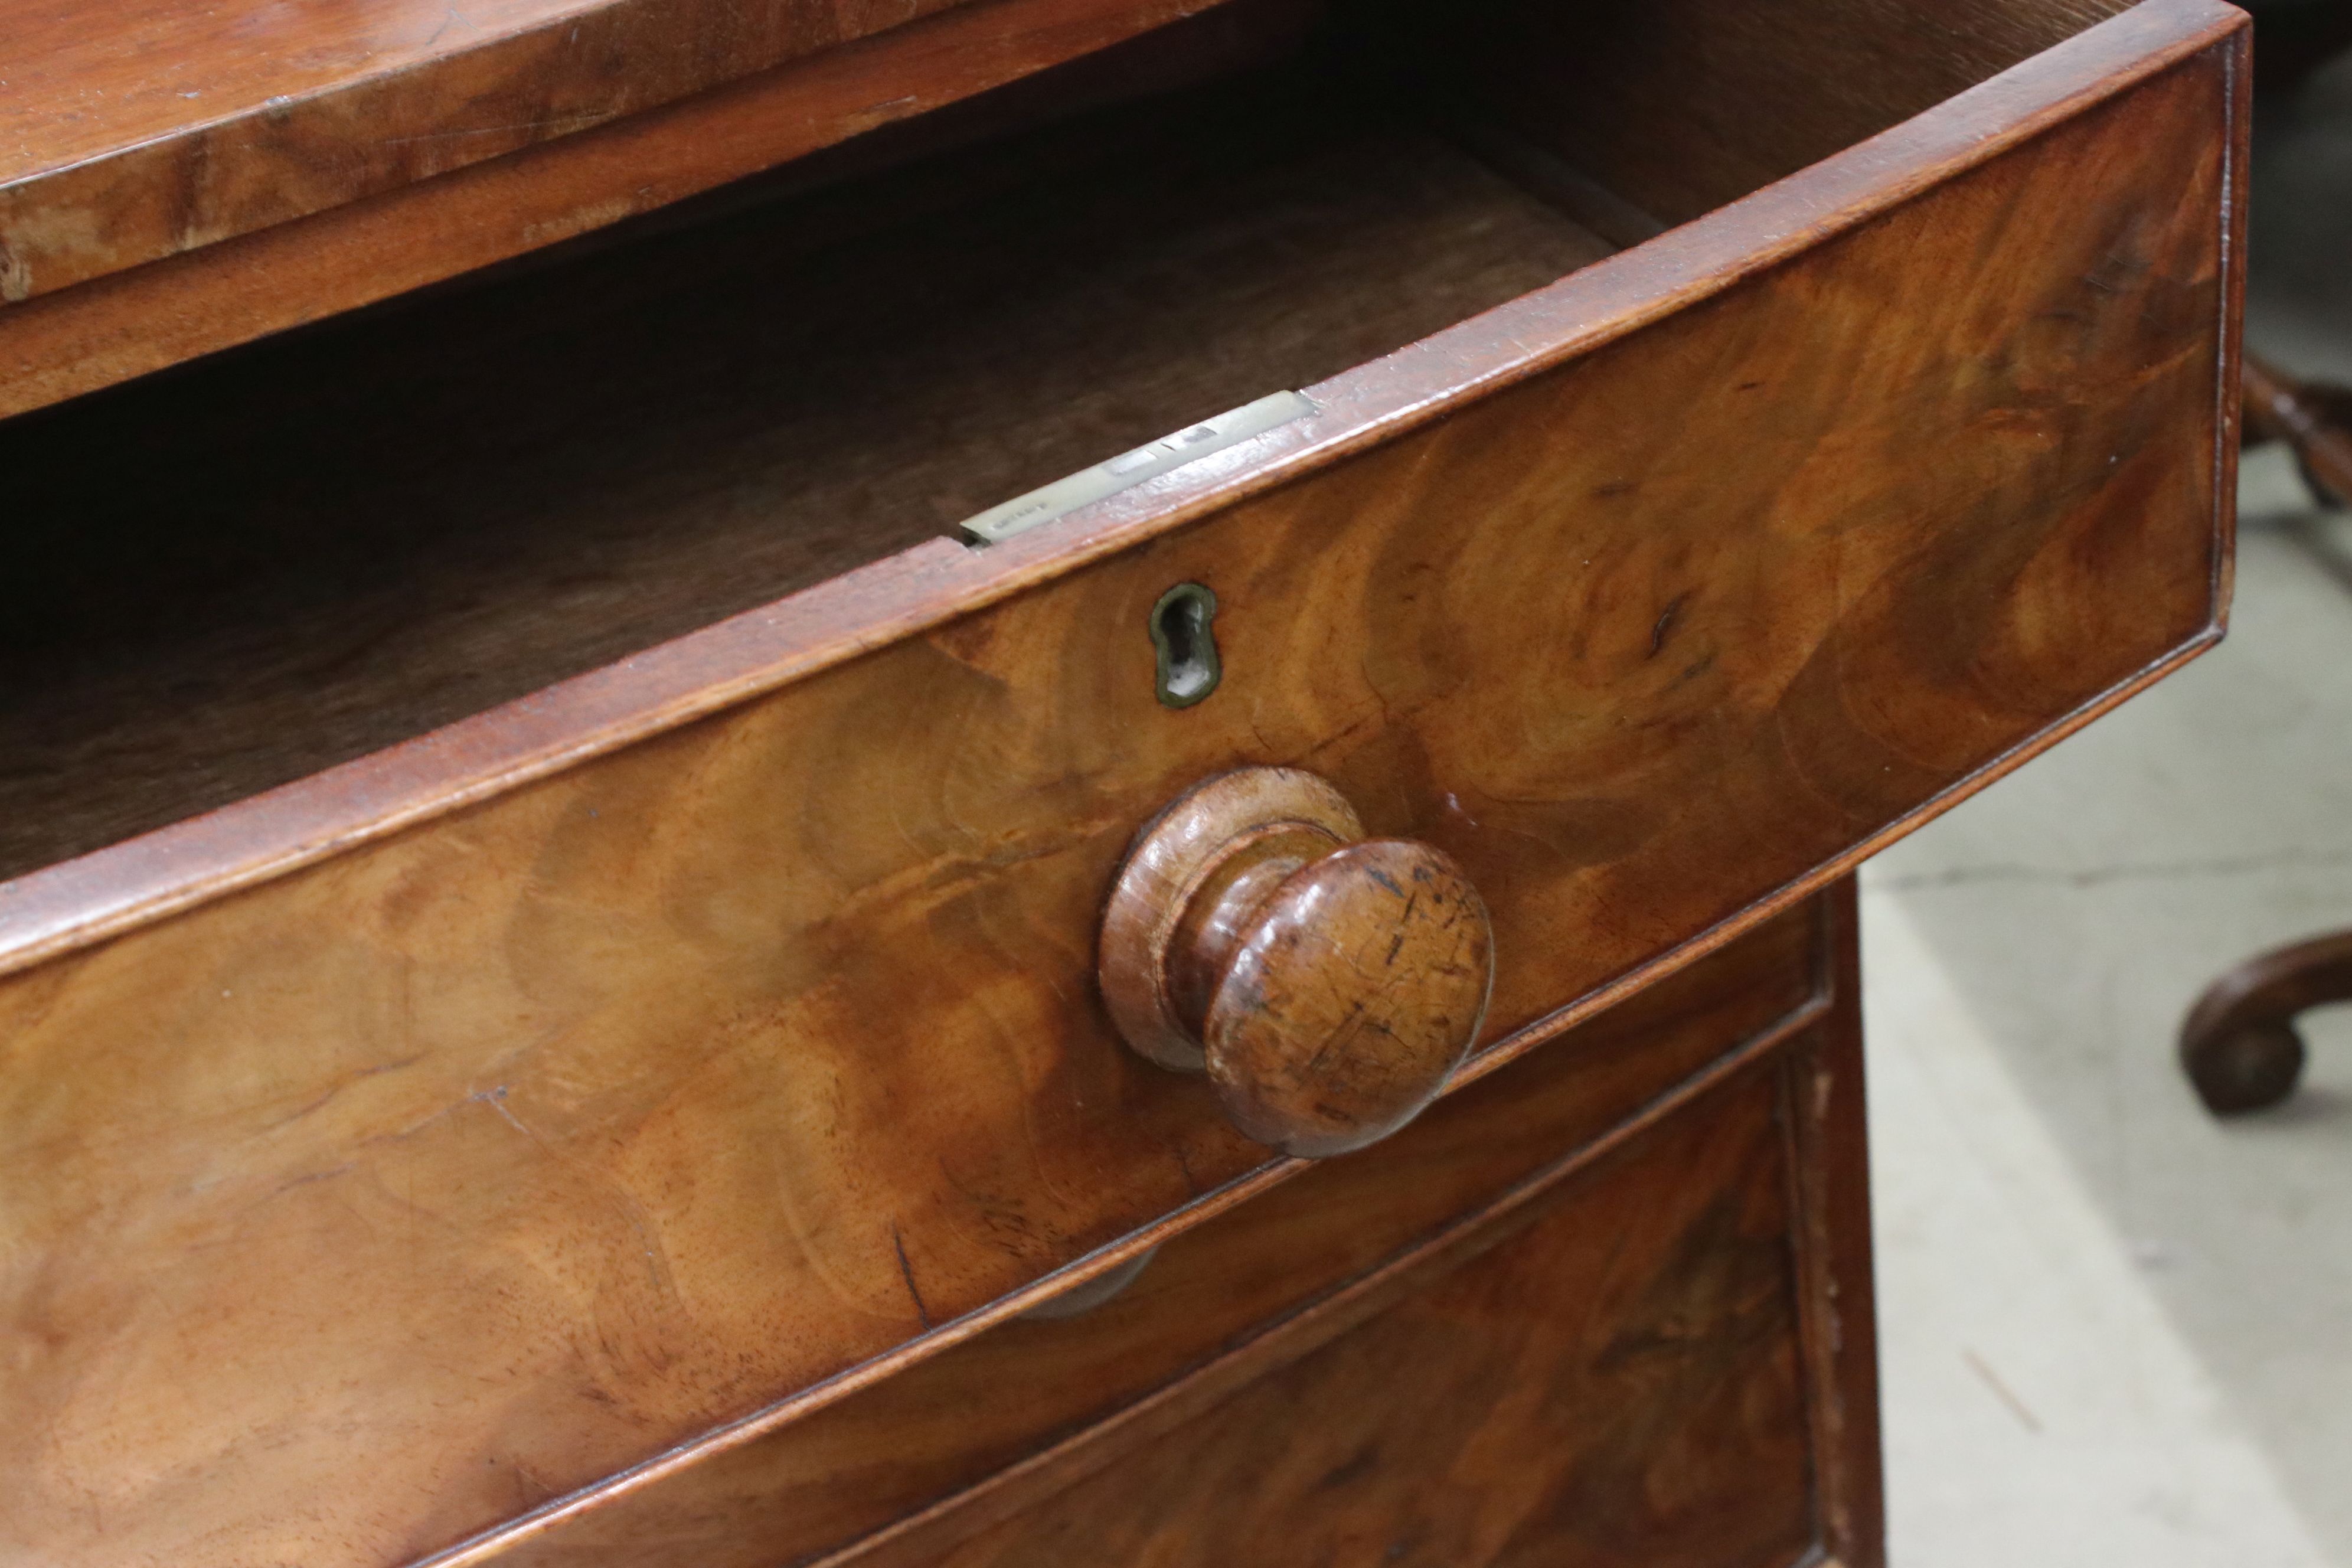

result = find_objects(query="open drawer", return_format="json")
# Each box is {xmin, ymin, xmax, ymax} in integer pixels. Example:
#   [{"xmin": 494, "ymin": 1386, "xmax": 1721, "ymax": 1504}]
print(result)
[{"xmin": 0, "ymin": 0, "xmax": 2242, "ymax": 1563}]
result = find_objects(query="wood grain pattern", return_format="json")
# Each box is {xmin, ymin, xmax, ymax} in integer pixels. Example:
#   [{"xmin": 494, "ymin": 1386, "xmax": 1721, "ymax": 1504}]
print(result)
[
  {"xmin": 1102, "ymin": 767, "xmax": 1367, "ymax": 1072},
  {"xmin": 1429, "ymin": 0, "xmax": 2139, "ymax": 228},
  {"xmin": 858, "ymin": 1063, "xmax": 1818, "ymax": 1568},
  {"xmin": 809, "ymin": 890, "xmax": 1870, "ymax": 1568},
  {"xmin": 0, "ymin": 76, "xmax": 1613, "ymax": 883},
  {"xmin": 1785, "ymin": 879, "xmax": 1884, "ymax": 1568},
  {"xmin": 0, "ymin": 0, "xmax": 1226, "ymax": 302},
  {"xmin": 1206, "ymin": 838, "xmax": 1490, "ymax": 1157},
  {"xmin": 0, "ymin": 0, "xmax": 2135, "ymax": 334},
  {"xmin": 0, "ymin": 10, "xmax": 2239, "ymax": 1565},
  {"xmin": 0, "ymin": 0, "xmax": 1309, "ymax": 417},
  {"xmin": 470, "ymin": 898, "xmax": 1824, "ymax": 1567},
  {"xmin": 0, "ymin": 0, "xmax": 2242, "ymax": 980},
  {"xmin": 1100, "ymin": 766, "xmax": 1494, "ymax": 1157}
]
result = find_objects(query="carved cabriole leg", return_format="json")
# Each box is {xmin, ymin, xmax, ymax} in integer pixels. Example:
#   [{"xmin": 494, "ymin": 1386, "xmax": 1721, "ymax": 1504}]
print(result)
[{"xmin": 2180, "ymin": 931, "xmax": 2352, "ymax": 1113}]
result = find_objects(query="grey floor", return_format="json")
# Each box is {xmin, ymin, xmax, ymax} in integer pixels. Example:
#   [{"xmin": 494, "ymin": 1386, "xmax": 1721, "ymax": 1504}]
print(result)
[{"xmin": 1865, "ymin": 53, "xmax": 2352, "ymax": 1567}]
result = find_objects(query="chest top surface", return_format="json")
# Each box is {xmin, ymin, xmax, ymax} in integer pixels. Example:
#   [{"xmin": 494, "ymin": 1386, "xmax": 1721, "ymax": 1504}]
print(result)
[{"xmin": 0, "ymin": 0, "xmax": 1020, "ymax": 302}]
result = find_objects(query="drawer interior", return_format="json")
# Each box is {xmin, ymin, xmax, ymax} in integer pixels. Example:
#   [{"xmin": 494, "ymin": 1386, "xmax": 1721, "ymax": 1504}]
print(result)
[{"xmin": 0, "ymin": 0, "xmax": 2134, "ymax": 884}]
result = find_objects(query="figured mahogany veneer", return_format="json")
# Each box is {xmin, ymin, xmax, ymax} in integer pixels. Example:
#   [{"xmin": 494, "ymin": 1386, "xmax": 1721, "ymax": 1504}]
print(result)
[
  {"xmin": 881, "ymin": 1061, "xmax": 1820, "ymax": 1568},
  {"xmin": 0, "ymin": 0, "xmax": 989, "ymax": 309},
  {"xmin": 0, "ymin": 1, "xmax": 2243, "ymax": 1564},
  {"xmin": 465, "ymin": 894, "xmax": 1853, "ymax": 1568}
]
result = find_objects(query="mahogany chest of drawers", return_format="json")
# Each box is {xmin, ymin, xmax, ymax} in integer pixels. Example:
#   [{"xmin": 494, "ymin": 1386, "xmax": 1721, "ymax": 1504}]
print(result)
[{"xmin": 0, "ymin": 0, "xmax": 2245, "ymax": 1562}]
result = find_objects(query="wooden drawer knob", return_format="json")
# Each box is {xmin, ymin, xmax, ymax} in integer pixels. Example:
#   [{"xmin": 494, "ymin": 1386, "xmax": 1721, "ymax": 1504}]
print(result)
[{"xmin": 1099, "ymin": 768, "xmax": 1494, "ymax": 1158}]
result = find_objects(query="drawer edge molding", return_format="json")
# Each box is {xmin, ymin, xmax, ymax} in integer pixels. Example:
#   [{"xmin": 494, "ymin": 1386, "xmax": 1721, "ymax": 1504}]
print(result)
[
  {"xmin": 0, "ymin": 0, "xmax": 2244, "ymax": 982},
  {"xmin": 410, "ymin": 982, "xmax": 1837, "ymax": 1568}
]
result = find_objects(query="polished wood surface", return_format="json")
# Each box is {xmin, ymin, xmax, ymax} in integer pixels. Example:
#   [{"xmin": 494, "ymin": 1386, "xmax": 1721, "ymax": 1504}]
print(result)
[
  {"xmin": 0, "ymin": 4, "xmax": 2242, "ymax": 1564},
  {"xmin": 476, "ymin": 899, "xmax": 1825, "ymax": 1566},
  {"xmin": 1102, "ymin": 767, "xmax": 1367, "ymax": 1072},
  {"xmin": 0, "ymin": 14, "xmax": 2242, "ymax": 1563},
  {"xmin": 2180, "ymin": 929, "xmax": 2352, "ymax": 1113},
  {"xmin": 1016, "ymin": 1246, "xmax": 1161, "ymax": 1321},
  {"xmin": 858, "ymin": 1048, "xmax": 1818, "ymax": 1568},
  {"xmin": 0, "ymin": 0, "xmax": 1205, "ymax": 303},
  {"xmin": 1792, "ymin": 878, "xmax": 1886, "ymax": 1568},
  {"xmin": 0, "ymin": 0, "xmax": 2242, "ymax": 975},
  {"xmin": 0, "ymin": 68, "xmax": 1617, "ymax": 885},
  {"xmin": 0, "ymin": 0, "xmax": 2167, "ymax": 422},
  {"xmin": 1209, "ymin": 839, "xmax": 1489, "ymax": 1156},
  {"xmin": 0, "ymin": 0, "xmax": 1309, "ymax": 418},
  {"xmin": 1100, "ymin": 767, "xmax": 1494, "ymax": 1157}
]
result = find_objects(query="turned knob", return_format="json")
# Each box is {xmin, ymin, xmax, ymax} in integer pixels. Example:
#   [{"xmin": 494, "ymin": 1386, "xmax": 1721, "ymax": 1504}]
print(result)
[{"xmin": 1099, "ymin": 768, "xmax": 1494, "ymax": 1158}]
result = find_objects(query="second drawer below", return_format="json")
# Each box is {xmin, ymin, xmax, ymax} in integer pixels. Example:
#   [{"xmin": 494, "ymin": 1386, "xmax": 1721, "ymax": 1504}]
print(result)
[{"xmin": 471, "ymin": 892, "xmax": 1831, "ymax": 1566}]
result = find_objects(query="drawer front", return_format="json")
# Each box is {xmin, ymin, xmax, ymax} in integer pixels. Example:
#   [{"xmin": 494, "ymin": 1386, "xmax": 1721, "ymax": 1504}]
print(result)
[
  {"xmin": 0, "ymin": 21, "xmax": 2227, "ymax": 1568},
  {"xmin": 863, "ymin": 1057, "xmax": 1822, "ymax": 1568},
  {"xmin": 475, "ymin": 895, "xmax": 1827, "ymax": 1566}
]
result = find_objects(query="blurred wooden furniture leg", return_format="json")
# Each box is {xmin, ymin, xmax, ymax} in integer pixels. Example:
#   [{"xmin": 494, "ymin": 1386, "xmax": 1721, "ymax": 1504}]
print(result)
[
  {"xmin": 2180, "ymin": 355, "xmax": 2352, "ymax": 1115},
  {"xmin": 2244, "ymin": 352, "xmax": 2352, "ymax": 505},
  {"xmin": 2183, "ymin": 932, "xmax": 2352, "ymax": 1112}
]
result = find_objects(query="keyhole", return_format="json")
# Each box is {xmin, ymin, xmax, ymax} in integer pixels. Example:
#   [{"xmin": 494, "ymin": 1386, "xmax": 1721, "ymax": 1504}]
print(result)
[{"xmin": 1151, "ymin": 583, "xmax": 1221, "ymax": 708}]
